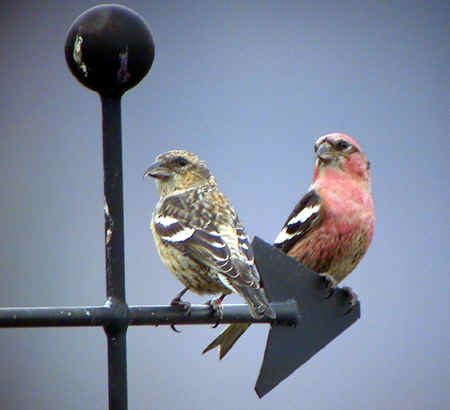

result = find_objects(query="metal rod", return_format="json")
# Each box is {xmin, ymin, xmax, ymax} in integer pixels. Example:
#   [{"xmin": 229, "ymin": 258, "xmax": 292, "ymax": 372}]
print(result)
[
  {"xmin": 101, "ymin": 94, "xmax": 128, "ymax": 410},
  {"xmin": 128, "ymin": 302, "xmax": 298, "ymax": 326},
  {"xmin": 0, "ymin": 306, "xmax": 111, "ymax": 327},
  {"xmin": 102, "ymin": 95, "xmax": 126, "ymax": 303},
  {"xmin": 0, "ymin": 302, "xmax": 298, "ymax": 328},
  {"xmin": 107, "ymin": 330, "xmax": 128, "ymax": 410}
]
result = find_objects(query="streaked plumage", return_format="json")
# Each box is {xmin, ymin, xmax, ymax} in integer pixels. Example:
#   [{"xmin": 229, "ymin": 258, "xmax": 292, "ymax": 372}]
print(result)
[
  {"xmin": 203, "ymin": 133, "xmax": 375, "ymax": 358},
  {"xmin": 146, "ymin": 150, "xmax": 276, "ymax": 320}
]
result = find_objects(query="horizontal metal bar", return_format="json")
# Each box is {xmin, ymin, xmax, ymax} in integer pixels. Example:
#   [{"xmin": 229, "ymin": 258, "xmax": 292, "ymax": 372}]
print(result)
[
  {"xmin": 0, "ymin": 306, "xmax": 112, "ymax": 327},
  {"xmin": 0, "ymin": 301, "xmax": 298, "ymax": 328},
  {"xmin": 128, "ymin": 301, "xmax": 298, "ymax": 325}
]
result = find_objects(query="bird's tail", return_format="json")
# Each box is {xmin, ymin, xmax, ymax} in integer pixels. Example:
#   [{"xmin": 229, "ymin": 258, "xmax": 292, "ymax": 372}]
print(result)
[
  {"xmin": 202, "ymin": 323, "xmax": 251, "ymax": 359},
  {"xmin": 234, "ymin": 284, "xmax": 276, "ymax": 320},
  {"xmin": 203, "ymin": 285, "xmax": 275, "ymax": 359}
]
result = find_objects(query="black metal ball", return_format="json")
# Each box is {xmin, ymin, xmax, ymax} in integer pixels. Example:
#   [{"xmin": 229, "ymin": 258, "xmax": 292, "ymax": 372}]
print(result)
[{"xmin": 65, "ymin": 4, "xmax": 155, "ymax": 97}]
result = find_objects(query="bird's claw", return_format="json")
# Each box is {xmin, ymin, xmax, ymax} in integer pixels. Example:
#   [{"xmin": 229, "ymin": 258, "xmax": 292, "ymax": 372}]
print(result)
[
  {"xmin": 170, "ymin": 324, "xmax": 181, "ymax": 333},
  {"xmin": 206, "ymin": 298, "xmax": 224, "ymax": 328},
  {"xmin": 317, "ymin": 273, "xmax": 338, "ymax": 298},
  {"xmin": 170, "ymin": 298, "xmax": 192, "ymax": 313},
  {"xmin": 169, "ymin": 296, "xmax": 191, "ymax": 333},
  {"xmin": 342, "ymin": 286, "xmax": 358, "ymax": 313}
]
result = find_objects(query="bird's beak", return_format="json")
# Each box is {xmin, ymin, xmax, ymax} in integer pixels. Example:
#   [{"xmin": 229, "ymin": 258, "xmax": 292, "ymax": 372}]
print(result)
[
  {"xmin": 315, "ymin": 141, "xmax": 336, "ymax": 163},
  {"xmin": 144, "ymin": 161, "xmax": 171, "ymax": 180}
]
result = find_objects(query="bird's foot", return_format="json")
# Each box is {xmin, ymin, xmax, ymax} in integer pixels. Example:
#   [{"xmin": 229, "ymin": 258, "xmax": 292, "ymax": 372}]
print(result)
[
  {"xmin": 342, "ymin": 286, "xmax": 358, "ymax": 313},
  {"xmin": 206, "ymin": 294, "xmax": 226, "ymax": 328},
  {"xmin": 317, "ymin": 273, "xmax": 338, "ymax": 298},
  {"xmin": 170, "ymin": 288, "xmax": 191, "ymax": 333},
  {"xmin": 170, "ymin": 297, "xmax": 192, "ymax": 312}
]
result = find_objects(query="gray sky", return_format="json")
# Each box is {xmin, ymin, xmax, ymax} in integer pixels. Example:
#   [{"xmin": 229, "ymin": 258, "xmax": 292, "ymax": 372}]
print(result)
[{"xmin": 1, "ymin": 1, "xmax": 449, "ymax": 409}]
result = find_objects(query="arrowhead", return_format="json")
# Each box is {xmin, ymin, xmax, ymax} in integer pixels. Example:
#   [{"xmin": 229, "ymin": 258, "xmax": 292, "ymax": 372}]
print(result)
[{"xmin": 252, "ymin": 237, "xmax": 360, "ymax": 398}]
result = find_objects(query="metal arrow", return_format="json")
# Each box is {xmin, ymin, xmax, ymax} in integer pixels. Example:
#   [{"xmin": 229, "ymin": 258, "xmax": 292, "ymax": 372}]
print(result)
[{"xmin": 252, "ymin": 237, "xmax": 361, "ymax": 398}]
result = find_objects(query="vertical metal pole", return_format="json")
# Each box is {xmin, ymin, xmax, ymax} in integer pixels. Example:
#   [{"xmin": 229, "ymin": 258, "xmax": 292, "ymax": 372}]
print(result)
[
  {"xmin": 102, "ymin": 96, "xmax": 128, "ymax": 410},
  {"xmin": 107, "ymin": 331, "xmax": 128, "ymax": 410},
  {"xmin": 102, "ymin": 96, "xmax": 126, "ymax": 302},
  {"xmin": 64, "ymin": 5, "xmax": 154, "ymax": 409}
]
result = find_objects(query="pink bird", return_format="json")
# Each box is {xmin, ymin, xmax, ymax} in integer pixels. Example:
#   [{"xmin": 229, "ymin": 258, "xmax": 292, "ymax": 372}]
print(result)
[{"xmin": 203, "ymin": 133, "xmax": 375, "ymax": 359}]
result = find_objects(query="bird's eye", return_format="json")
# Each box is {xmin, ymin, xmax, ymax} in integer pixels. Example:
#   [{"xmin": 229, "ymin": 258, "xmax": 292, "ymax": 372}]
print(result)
[
  {"xmin": 335, "ymin": 140, "xmax": 350, "ymax": 150},
  {"xmin": 175, "ymin": 157, "xmax": 189, "ymax": 166}
]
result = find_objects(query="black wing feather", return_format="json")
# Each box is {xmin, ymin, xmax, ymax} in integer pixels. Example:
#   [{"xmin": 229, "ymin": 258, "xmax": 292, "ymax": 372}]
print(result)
[{"xmin": 274, "ymin": 189, "xmax": 322, "ymax": 253}]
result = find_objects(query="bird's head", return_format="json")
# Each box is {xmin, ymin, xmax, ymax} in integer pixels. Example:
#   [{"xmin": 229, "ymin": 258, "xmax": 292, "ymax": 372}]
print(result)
[
  {"xmin": 313, "ymin": 133, "xmax": 371, "ymax": 188},
  {"xmin": 144, "ymin": 150, "xmax": 215, "ymax": 197}
]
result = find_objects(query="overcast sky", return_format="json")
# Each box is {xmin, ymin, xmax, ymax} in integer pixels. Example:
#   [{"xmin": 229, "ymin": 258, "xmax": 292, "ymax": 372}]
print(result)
[{"xmin": 1, "ymin": 1, "xmax": 449, "ymax": 409}]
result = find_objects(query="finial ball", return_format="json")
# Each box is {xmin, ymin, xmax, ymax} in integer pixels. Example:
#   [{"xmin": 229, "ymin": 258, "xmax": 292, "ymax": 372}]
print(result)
[{"xmin": 65, "ymin": 4, "xmax": 155, "ymax": 97}]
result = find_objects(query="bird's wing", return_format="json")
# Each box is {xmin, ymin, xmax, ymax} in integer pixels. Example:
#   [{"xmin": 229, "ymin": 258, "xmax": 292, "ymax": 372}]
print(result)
[
  {"xmin": 153, "ymin": 190, "xmax": 258, "ymax": 288},
  {"xmin": 273, "ymin": 189, "xmax": 323, "ymax": 253}
]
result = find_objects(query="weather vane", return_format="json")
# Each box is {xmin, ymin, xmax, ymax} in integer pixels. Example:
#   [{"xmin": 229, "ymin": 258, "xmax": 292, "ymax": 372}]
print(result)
[{"xmin": 0, "ymin": 4, "xmax": 362, "ymax": 409}]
